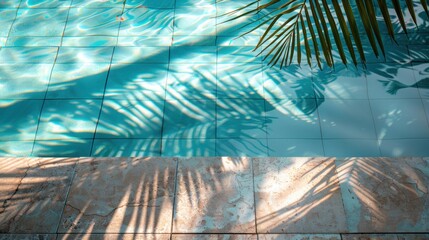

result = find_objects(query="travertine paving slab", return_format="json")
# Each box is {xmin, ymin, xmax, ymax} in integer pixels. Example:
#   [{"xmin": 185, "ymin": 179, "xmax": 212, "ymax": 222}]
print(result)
[
  {"xmin": 57, "ymin": 234, "xmax": 170, "ymax": 240},
  {"xmin": 397, "ymin": 234, "xmax": 429, "ymax": 240},
  {"xmin": 258, "ymin": 234, "xmax": 341, "ymax": 240},
  {"xmin": 173, "ymin": 157, "xmax": 255, "ymax": 233},
  {"xmin": 58, "ymin": 157, "xmax": 177, "ymax": 233},
  {"xmin": 172, "ymin": 234, "xmax": 257, "ymax": 239},
  {"xmin": 253, "ymin": 157, "xmax": 347, "ymax": 233},
  {"xmin": 0, "ymin": 234, "xmax": 56, "ymax": 240},
  {"xmin": 342, "ymin": 234, "xmax": 398, "ymax": 240},
  {"xmin": 0, "ymin": 158, "xmax": 76, "ymax": 233},
  {"xmin": 336, "ymin": 157, "xmax": 429, "ymax": 232}
]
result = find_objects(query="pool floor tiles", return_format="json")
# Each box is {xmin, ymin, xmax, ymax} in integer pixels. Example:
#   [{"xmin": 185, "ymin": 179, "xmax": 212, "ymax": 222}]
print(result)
[{"xmin": 0, "ymin": 157, "xmax": 428, "ymax": 236}]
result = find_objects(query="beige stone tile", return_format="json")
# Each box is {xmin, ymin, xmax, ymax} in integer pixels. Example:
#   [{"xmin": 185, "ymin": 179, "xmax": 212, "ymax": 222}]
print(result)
[
  {"xmin": 336, "ymin": 157, "xmax": 429, "ymax": 232},
  {"xmin": 0, "ymin": 158, "xmax": 77, "ymax": 233},
  {"xmin": 0, "ymin": 234, "xmax": 56, "ymax": 240},
  {"xmin": 342, "ymin": 234, "xmax": 398, "ymax": 240},
  {"xmin": 258, "ymin": 234, "xmax": 341, "ymax": 240},
  {"xmin": 397, "ymin": 234, "xmax": 429, "ymax": 240},
  {"xmin": 172, "ymin": 234, "xmax": 257, "ymax": 240},
  {"xmin": 58, "ymin": 157, "xmax": 177, "ymax": 233},
  {"xmin": 173, "ymin": 157, "xmax": 255, "ymax": 233},
  {"xmin": 57, "ymin": 233, "xmax": 170, "ymax": 240},
  {"xmin": 254, "ymin": 157, "xmax": 347, "ymax": 233}
]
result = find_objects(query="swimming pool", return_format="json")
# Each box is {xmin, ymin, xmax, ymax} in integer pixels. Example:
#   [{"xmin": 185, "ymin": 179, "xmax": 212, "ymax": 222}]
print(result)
[{"xmin": 1, "ymin": 0, "xmax": 429, "ymax": 157}]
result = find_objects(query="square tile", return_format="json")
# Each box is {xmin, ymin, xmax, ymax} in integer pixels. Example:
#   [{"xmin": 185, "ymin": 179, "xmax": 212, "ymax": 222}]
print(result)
[
  {"xmin": 170, "ymin": 46, "xmax": 216, "ymax": 63},
  {"xmin": 20, "ymin": 0, "xmax": 72, "ymax": 8},
  {"xmin": 36, "ymin": 99, "xmax": 102, "ymax": 140},
  {"xmin": 254, "ymin": 157, "xmax": 347, "ymax": 233},
  {"xmin": 163, "ymin": 100, "xmax": 216, "ymax": 138},
  {"xmin": 370, "ymin": 99, "xmax": 429, "ymax": 139},
  {"xmin": 0, "ymin": 9, "xmax": 17, "ymax": 36},
  {"xmin": 424, "ymin": 99, "xmax": 429, "ymax": 121},
  {"xmin": 111, "ymin": 46, "xmax": 170, "ymax": 64},
  {"xmin": 265, "ymin": 99, "xmax": 321, "ymax": 138},
  {"xmin": 216, "ymin": 36, "xmax": 260, "ymax": 47},
  {"xmin": 0, "ymin": 64, "xmax": 53, "ymax": 99},
  {"xmin": 0, "ymin": 47, "xmax": 58, "ymax": 63},
  {"xmin": 161, "ymin": 139, "xmax": 216, "ymax": 157},
  {"xmin": 175, "ymin": 0, "xmax": 214, "ymax": 8},
  {"xmin": 0, "ymin": 141, "xmax": 34, "ymax": 157},
  {"xmin": 318, "ymin": 99, "xmax": 377, "ymax": 139},
  {"xmin": 0, "ymin": 158, "xmax": 77, "ymax": 233},
  {"xmin": 323, "ymin": 139, "xmax": 381, "ymax": 157},
  {"xmin": 96, "ymin": 100, "xmax": 164, "ymax": 138},
  {"xmin": 172, "ymin": 35, "xmax": 216, "ymax": 46},
  {"xmin": 411, "ymin": 62, "xmax": 429, "ymax": 98},
  {"xmin": 379, "ymin": 139, "xmax": 429, "ymax": 157},
  {"xmin": 10, "ymin": 8, "xmax": 68, "ymax": 37},
  {"xmin": 119, "ymin": 8, "xmax": 174, "ymax": 36},
  {"xmin": 217, "ymin": 64, "xmax": 264, "ymax": 99},
  {"xmin": 218, "ymin": 46, "xmax": 261, "ymax": 63},
  {"xmin": 92, "ymin": 138, "xmax": 161, "ymax": 157},
  {"xmin": 217, "ymin": 99, "xmax": 266, "ymax": 139},
  {"xmin": 105, "ymin": 64, "xmax": 168, "ymax": 100},
  {"xmin": 65, "ymin": 8, "xmax": 122, "ymax": 36},
  {"xmin": 32, "ymin": 139, "xmax": 93, "ymax": 157},
  {"xmin": 61, "ymin": 36, "xmax": 117, "ymax": 47},
  {"xmin": 0, "ymin": 0, "xmax": 21, "ymax": 8},
  {"xmin": 117, "ymin": 36, "xmax": 172, "ymax": 46},
  {"xmin": 258, "ymin": 234, "xmax": 341, "ymax": 240},
  {"xmin": 6, "ymin": 36, "xmax": 61, "ymax": 46},
  {"xmin": 409, "ymin": 45, "xmax": 429, "ymax": 62},
  {"xmin": 336, "ymin": 157, "xmax": 429, "ymax": 232},
  {"xmin": 216, "ymin": 138, "xmax": 268, "ymax": 157},
  {"xmin": 0, "ymin": 100, "xmax": 43, "ymax": 141},
  {"xmin": 174, "ymin": 7, "xmax": 216, "ymax": 35},
  {"xmin": 217, "ymin": 9, "xmax": 261, "ymax": 36},
  {"xmin": 59, "ymin": 157, "xmax": 176, "ymax": 233},
  {"xmin": 173, "ymin": 157, "xmax": 255, "ymax": 233},
  {"xmin": 366, "ymin": 63, "xmax": 420, "ymax": 99},
  {"xmin": 125, "ymin": 0, "xmax": 175, "ymax": 8},
  {"xmin": 46, "ymin": 63, "xmax": 109, "ymax": 99},
  {"xmin": 166, "ymin": 64, "xmax": 217, "ymax": 99},
  {"xmin": 56, "ymin": 47, "xmax": 114, "ymax": 63},
  {"xmin": 267, "ymin": 139, "xmax": 324, "ymax": 157},
  {"xmin": 71, "ymin": 0, "xmax": 125, "ymax": 8}
]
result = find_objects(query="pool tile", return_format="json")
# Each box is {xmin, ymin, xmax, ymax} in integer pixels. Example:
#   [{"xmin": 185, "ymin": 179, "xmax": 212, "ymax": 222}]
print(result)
[
  {"xmin": 10, "ymin": 8, "xmax": 68, "ymax": 37},
  {"xmin": 379, "ymin": 139, "xmax": 429, "ymax": 157},
  {"xmin": 58, "ymin": 157, "xmax": 176, "ymax": 233},
  {"xmin": 119, "ymin": 8, "xmax": 174, "ymax": 36},
  {"xmin": 409, "ymin": 45, "xmax": 429, "ymax": 62},
  {"xmin": 0, "ymin": 0, "xmax": 21, "ymax": 8},
  {"xmin": 166, "ymin": 64, "xmax": 217, "ymax": 100},
  {"xmin": 0, "ymin": 157, "xmax": 77, "ymax": 233},
  {"xmin": 56, "ymin": 47, "xmax": 114, "ymax": 63},
  {"xmin": 111, "ymin": 46, "xmax": 170, "ymax": 64},
  {"xmin": 173, "ymin": 157, "xmax": 255, "ymax": 233},
  {"xmin": 32, "ymin": 139, "xmax": 93, "ymax": 157},
  {"xmin": 254, "ymin": 157, "xmax": 347, "ymax": 233},
  {"xmin": 163, "ymin": 100, "xmax": 216, "ymax": 138},
  {"xmin": 46, "ymin": 63, "xmax": 109, "ymax": 99},
  {"xmin": 323, "ymin": 139, "xmax": 381, "ymax": 157},
  {"xmin": 95, "ymin": 100, "xmax": 164, "ymax": 139},
  {"xmin": 0, "ymin": 100, "xmax": 43, "ymax": 141},
  {"xmin": 370, "ymin": 99, "xmax": 429, "ymax": 139},
  {"xmin": 336, "ymin": 157, "xmax": 429, "ymax": 232},
  {"xmin": 174, "ymin": 7, "xmax": 216, "ymax": 36},
  {"xmin": 424, "ymin": 99, "xmax": 429, "ymax": 122},
  {"xmin": 216, "ymin": 8, "xmax": 261, "ymax": 36},
  {"xmin": 0, "ymin": 141, "xmax": 34, "ymax": 157},
  {"xmin": 6, "ymin": 36, "xmax": 61, "ymax": 46},
  {"xmin": 105, "ymin": 64, "xmax": 168, "ymax": 100},
  {"xmin": 216, "ymin": 36, "xmax": 260, "ymax": 47},
  {"xmin": 71, "ymin": 0, "xmax": 125, "ymax": 8},
  {"xmin": 61, "ymin": 37, "xmax": 118, "ymax": 47},
  {"xmin": 217, "ymin": 64, "xmax": 264, "ymax": 99},
  {"xmin": 265, "ymin": 99, "xmax": 321, "ymax": 139},
  {"xmin": 318, "ymin": 100, "xmax": 377, "ymax": 139},
  {"xmin": 263, "ymin": 64, "xmax": 314, "ymax": 99},
  {"xmin": 411, "ymin": 62, "xmax": 429, "ymax": 98},
  {"xmin": 0, "ymin": 9, "xmax": 17, "ymax": 37},
  {"xmin": 117, "ymin": 36, "xmax": 172, "ymax": 46},
  {"xmin": 366, "ymin": 63, "xmax": 420, "ymax": 99},
  {"xmin": 125, "ymin": 0, "xmax": 175, "ymax": 8},
  {"xmin": 36, "ymin": 99, "xmax": 102, "ymax": 140},
  {"xmin": 0, "ymin": 47, "xmax": 58, "ymax": 63},
  {"xmin": 92, "ymin": 138, "xmax": 161, "ymax": 157},
  {"xmin": 65, "ymin": 8, "xmax": 122, "ymax": 36},
  {"xmin": 19, "ymin": 0, "xmax": 72, "ymax": 8},
  {"xmin": 218, "ymin": 46, "xmax": 261, "ymax": 63},
  {"xmin": 0, "ymin": 64, "xmax": 53, "ymax": 99},
  {"xmin": 267, "ymin": 139, "xmax": 324, "ymax": 157},
  {"xmin": 258, "ymin": 234, "xmax": 341, "ymax": 240},
  {"xmin": 217, "ymin": 99, "xmax": 266, "ymax": 139},
  {"xmin": 216, "ymin": 138, "xmax": 268, "ymax": 157},
  {"xmin": 172, "ymin": 35, "xmax": 216, "ymax": 46},
  {"xmin": 175, "ymin": 0, "xmax": 214, "ymax": 8},
  {"xmin": 172, "ymin": 234, "xmax": 257, "ymax": 239},
  {"xmin": 170, "ymin": 46, "xmax": 217, "ymax": 63},
  {"xmin": 161, "ymin": 139, "xmax": 216, "ymax": 157}
]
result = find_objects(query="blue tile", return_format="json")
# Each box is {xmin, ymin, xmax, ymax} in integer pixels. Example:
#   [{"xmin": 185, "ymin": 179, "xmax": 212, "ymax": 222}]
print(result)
[
  {"xmin": 217, "ymin": 99, "xmax": 266, "ymax": 139},
  {"xmin": 217, "ymin": 46, "xmax": 261, "ymax": 63},
  {"xmin": 117, "ymin": 36, "xmax": 172, "ymax": 46},
  {"xmin": 92, "ymin": 138, "xmax": 161, "ymax": 157},
  {"xmin": 0, "ymin": 100, "xmax": 43, "ymax": 141},
  {"xmin": 0, "ymin": 0, "xmax": 21, "ymax": 8},
  {"xmin": 105, "ymin": 64, "xmax": 168, "ymax": 100},
  {"xmin": 162, "ymin": 138, "xmax": 215, "ymax": 157},
  {"xmin": 217, "ymin": 63, "xmax": 264, "ymax": 99},
  {"xmin": 125, "ymin": 0, "xmax": 174, "ymax": 8},
  {"xmin": 216, "ymin": 36, "xmax": 260, "ymax": 46},
  {"xmin": 6, "ymin": 37, "xmax": 61, "ymax": 46},
  {"xmin": 0, "ymin": 141, "xmax": 34, "ymax": 157},
  {"xmin": 318, "ymin": 99, "xmax": 377, "ymax": 139},
  {"xmin": 267, "ymin": 139, "xmax": 324, "ymax": 157},
  {"xmin": 0, "ymin": 9, "xmax": 17, "ymax": 36},
  {"xmin": 370, "ymin": 99, "xmax": 429, "ymax": 139},
  {"xmin": 172, "ymin": 35, "xmax": 216, "ymax": 46},
  {"xmin": 119, "ymin": 8, "xmax": 174, "ymax": 36},
  {"xmin": 36, "ymin": 99, "xmax": 102, "ymax": 140},
  {"xmin": 163, "ymin": 100, "xmax": 216, "ymax": 138},
  {"xmin": 174, "ymin": 7, "xmax": 216, "ymax": 35},
  {"xmin": 412, "ymin": 62, "xmax": 429, "ymax": 99},
  {"xmin": 323, "ymin": 139, "xmax": 381, "ymax": 157},
  {"xmin": 175, "ymin": 0, "xmax": 214, "ymax": 8},
  {"xmin": 61, "ymin": 37, "xmax": 118, "ymax": 47},
  {"xmin": 379, "ymin": 139, "xmax": 429, "ymax": 157},
  {"xmin": 56, "ymin": 47, "xmax": 114, "ymax": 63},
  {"xmin": 170, "ymin": 46, "xmax": 217, "ymax": 63},
  {"xmin": 409, "ymin": 45, "xmax": 429, "ymax": 62},
  {"xmin": 20, "ymin": 0, "xmax": 72, "ymax": 8},
  {"xmin": 265, "ymin": 99, "xmax": 321, "ymax": 139},
  {"xmin": 46, "ymin": 63, "xmax": 109, "ymax": 99},
  {"xmin": 72, "ymin": 0, "xmax": 124, "ymax": 8},
  {"xmin": 10, "ymin": 8, "xmax": 68, "ymax": 36},
  {"xmin": 65, "ymin": 8, "xmax": 122, "ymax": 36},
  {"xmin": 0, "ymin": 64, "xmax": 53, "ymax": 99},
  {"xmin": 111, "ymin": 46, "xmax": 169, "ymax": 64},
  {"xmin": 424, "ymin": 99, "xmax": 429, "ymax": 122},
  {"xmin": 0, "ymin": 47, "xmax": 58, "ymax": 63},
  {"xmin": 32, "ymin": 139, "xmax": 92, "ymax": 157},
  {"xmin": 95, "ymin": 99, "xmax": 164, "ymax": 138},
  {"xmin": 216, "ymin": 138, "xmax": 267, "ymax": 157}
]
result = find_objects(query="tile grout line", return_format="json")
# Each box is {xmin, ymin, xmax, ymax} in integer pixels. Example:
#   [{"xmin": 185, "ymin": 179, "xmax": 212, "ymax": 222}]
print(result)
[
  {"xmin": 250, "ymin": 157, "xmax": 259, "ymax": 235},
  {"xmin": 170, "ymin": 157, "xmax": 180, "ymax": 237}
]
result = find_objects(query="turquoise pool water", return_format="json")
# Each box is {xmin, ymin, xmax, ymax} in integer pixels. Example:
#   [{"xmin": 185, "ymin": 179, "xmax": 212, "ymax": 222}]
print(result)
[{"xmin": 1, "ymin": 0, "xmax": 429, "ymax": 157}]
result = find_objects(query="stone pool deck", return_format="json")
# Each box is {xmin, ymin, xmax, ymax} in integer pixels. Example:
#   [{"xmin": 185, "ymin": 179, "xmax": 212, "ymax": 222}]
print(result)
[{"xmin": 0, "ymin": 157, "xmax": 428, "ymax": 239}]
